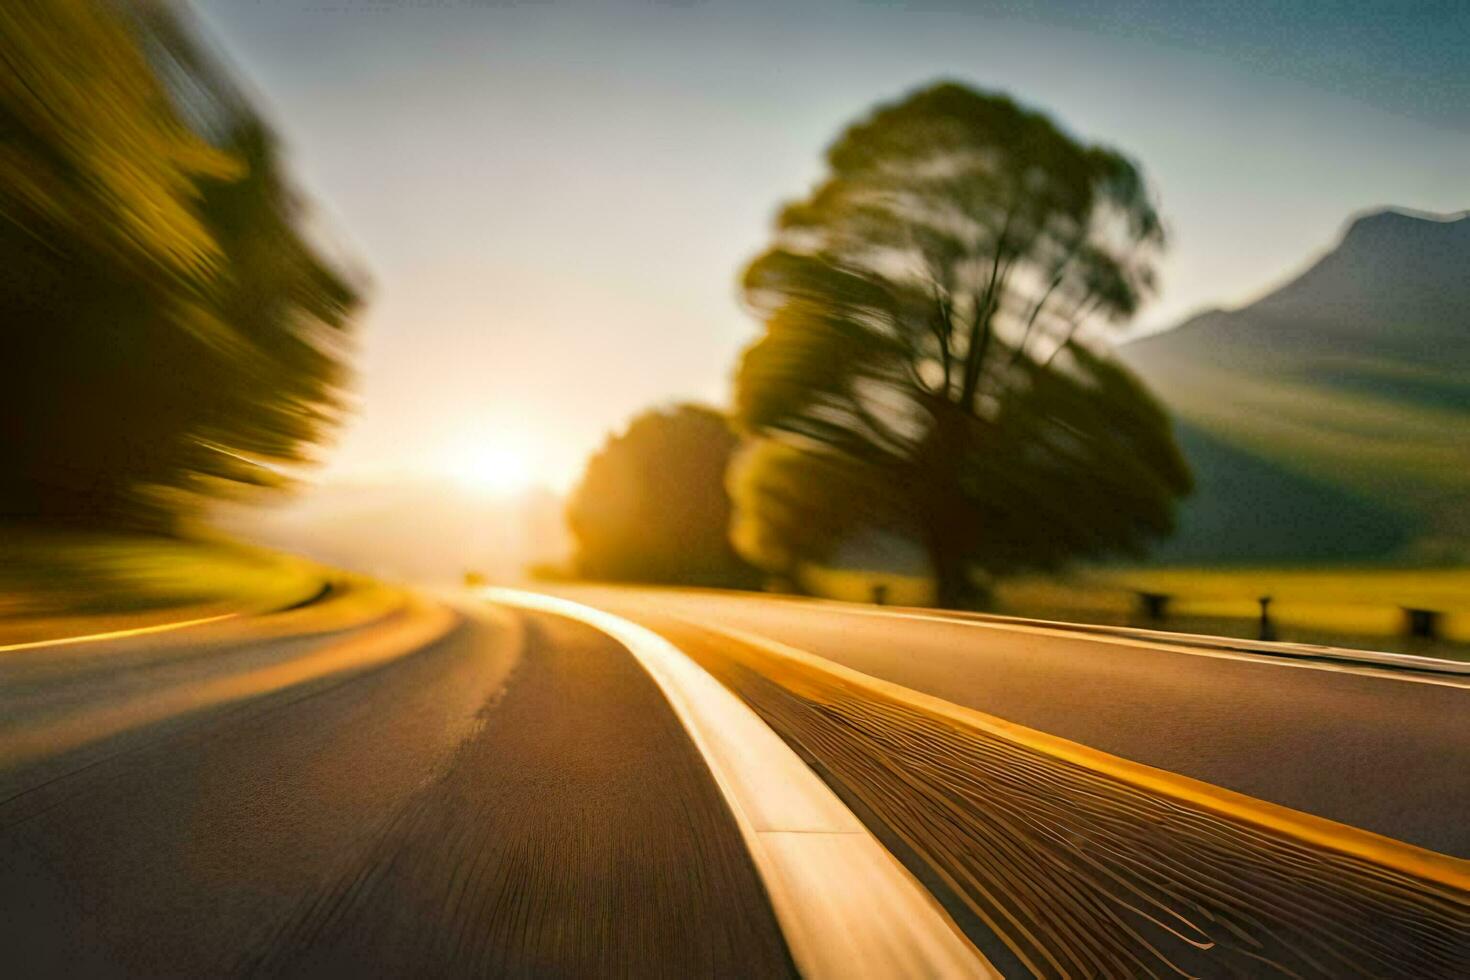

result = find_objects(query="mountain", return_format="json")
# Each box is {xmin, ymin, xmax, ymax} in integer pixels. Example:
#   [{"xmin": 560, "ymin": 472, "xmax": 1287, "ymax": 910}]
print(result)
[{"xmin": 1121, "ymin": 208, "xmax": 1470, "ymax": 564}]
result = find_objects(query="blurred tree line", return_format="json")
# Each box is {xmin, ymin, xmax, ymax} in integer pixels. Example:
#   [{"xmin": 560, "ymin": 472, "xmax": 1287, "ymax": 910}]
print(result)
[
  {"xmin": 568, "ymin": 405, "xmax": 760, "ymax": 588},
  {"xmin": 0, "ymin": 1, "xmax": 359, "ymax": 532},
  {"xmin": 568, "ymin": 82, "xmax": 1190, "ymax": 603}
]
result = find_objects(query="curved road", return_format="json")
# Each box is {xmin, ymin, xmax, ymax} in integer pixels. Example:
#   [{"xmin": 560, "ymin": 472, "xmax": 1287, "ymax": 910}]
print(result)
[
  {"xmin": 555, "ymin": 584, "xmax": 1470, "ymax": 858},
  {"xmin": 2, "ymin": 585, "xmax": 1466, "ymax": 977},
  {"xmin": 0, "ymin": 599, "xmax": 791, "ymax": 977}
]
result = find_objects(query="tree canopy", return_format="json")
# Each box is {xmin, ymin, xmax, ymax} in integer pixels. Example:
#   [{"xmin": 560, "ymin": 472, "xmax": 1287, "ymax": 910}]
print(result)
[
  {"xmin": 0, "ymin": 1, "xmax": 360, "ymax": 530},
  {"xmin": 568, "ymin": 405, "xmax": 759, "ymax": 587},
  {"xmin": 731, "ymin": 81, "xmax": 1190, "ymax": 603}
]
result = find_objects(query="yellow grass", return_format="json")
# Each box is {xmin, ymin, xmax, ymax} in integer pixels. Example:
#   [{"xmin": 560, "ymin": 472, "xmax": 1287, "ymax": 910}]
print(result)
[
  {"xmin": 1000, "ymin": 567, "xmax": 1470, "ymax": 645},
  {"xmin": 796, "ymin": 562, "xmax": 1470, "ymax": 651},
  {"xmin": 0, "ymin": 528, "xmax": 327, "ymax": 620},
  {"xmin": 798, "ymin": 563, "xmax": 937, "ymax": 607}
]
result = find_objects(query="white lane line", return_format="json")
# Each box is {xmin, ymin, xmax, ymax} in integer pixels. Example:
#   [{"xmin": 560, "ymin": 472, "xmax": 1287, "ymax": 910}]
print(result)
[
  {"xmin": 856, "ymin": 605, "xmax": 1470, "ymax": 674},
  {"xmin": 726, "ymin": 596, "xmax": 1470, "ymax": 690},
  {"xmin": 0, "ymin": 612, "xmax": 239, "ymax": 654},
  {"xmin": 482, "ymin": 588, "xmax": 996, "ymax": 980}
]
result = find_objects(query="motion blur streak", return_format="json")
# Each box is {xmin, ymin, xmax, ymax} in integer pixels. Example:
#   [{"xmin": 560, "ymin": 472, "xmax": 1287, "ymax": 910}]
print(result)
[
  {"xmin": 672, "ymin": 619, "xmax": 1470, "ymax": 978},
  {"xmin": 0, "ymin": 593, "xmax": 445, "ymax": 769},
  {"xmin": 0, "ymin": 1, "xmax": 360, "ymax": 532},
  {"xmin": 0, "ymin": 612, "xmax": 238, "ymax": 654}
]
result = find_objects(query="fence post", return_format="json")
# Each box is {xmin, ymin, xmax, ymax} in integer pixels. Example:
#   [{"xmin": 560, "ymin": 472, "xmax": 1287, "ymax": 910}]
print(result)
[
  {"xmin": 1257, "ymin": 595, "xmax": 1276, "ymax": 641},
  {"xmin": 1402, "ymin": 607, "xmax": 1442, "ymax": 641},
  {"xmin": 1136, "ymin": 591, "xmax": 1169, "ymax": 623}
]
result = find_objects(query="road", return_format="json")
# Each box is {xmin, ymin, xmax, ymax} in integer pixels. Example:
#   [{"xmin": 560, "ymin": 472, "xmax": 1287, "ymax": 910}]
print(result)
[
  {"xmin": 0, "ymin": 594, "xmax": 791, "ymax": 977},
  {"xmin": 549, "ymin": 585, "xmax": 1470, "ymax": 977},
  {"xmin": 1, "ymin": 584, "xmax": 1466, "ymax": 977},
  {"xmin": 553, "ymin": 585, "xmax": 1470, "ymax": 857}
]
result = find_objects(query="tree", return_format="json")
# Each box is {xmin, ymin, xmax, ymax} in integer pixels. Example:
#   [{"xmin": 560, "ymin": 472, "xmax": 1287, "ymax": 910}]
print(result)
[
  {"xmin": 568, "ymin": 405, "xmax": 759, "ymax": 587},
  {"xmin": 0, "ymin": 1, "xmax": 359, "ymax": 530},
  {"xmin": 731, "ymin": 81, "xmax": 1191, "ymax": 605}
]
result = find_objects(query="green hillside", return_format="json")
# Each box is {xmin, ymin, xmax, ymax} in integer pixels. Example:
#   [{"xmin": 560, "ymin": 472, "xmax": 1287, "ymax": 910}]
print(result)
[
  {"xmin": 1146, "ymin": 422, "xmax": 1414, "ymax": 563},
  {"xmin": 1123, "ymin": 208, "xmax": 1470, "ymax": 563}
]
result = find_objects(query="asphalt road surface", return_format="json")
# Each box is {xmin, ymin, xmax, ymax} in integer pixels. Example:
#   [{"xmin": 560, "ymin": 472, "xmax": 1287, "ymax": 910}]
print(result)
[
  {"xmin": 555, "ymin": 584, "xmax": 1470, "ymax": 857},
  {"xmin": 2, "ymin": 586, "xmax": 1466, "ymax": 977},
  {"xmin": 0, "ymin": 600, "xmax": 791, "ymax": 977},
  {"xmin": 548, "ymin": 585, "xmax": 1469, "ymax": 978}
]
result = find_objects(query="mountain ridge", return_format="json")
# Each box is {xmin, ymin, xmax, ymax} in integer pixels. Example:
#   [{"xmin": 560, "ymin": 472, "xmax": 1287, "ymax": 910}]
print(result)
[{"xmin": 1122, "ymin": 206, "xmax": 1470, "ymax": 564}]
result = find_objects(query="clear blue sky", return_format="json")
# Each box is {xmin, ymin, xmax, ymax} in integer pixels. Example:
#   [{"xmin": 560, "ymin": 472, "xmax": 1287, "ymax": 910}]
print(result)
[{"xmin": 195, "ymin": 0, "xmax": 1469, "ymax": 492}]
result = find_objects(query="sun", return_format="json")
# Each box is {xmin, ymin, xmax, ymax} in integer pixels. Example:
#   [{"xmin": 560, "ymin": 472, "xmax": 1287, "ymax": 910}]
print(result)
[{"xmin": 455, "ymin": 444, "xmax": 534, "ymax": 496}]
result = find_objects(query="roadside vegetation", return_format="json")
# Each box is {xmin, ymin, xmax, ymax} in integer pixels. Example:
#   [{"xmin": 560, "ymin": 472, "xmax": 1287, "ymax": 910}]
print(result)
[
  {"xmin": 1, "ymin": 4, "xmax": 361, "ymax": 627},
  {"xmin": 565, "ymin": 82, "xmax": 1466, "ymax": 644},
  {"xmin": 804, "ymin": 563, "xmax": 1470, "ymax": 658},
  {"xmin": 729, "ymin": 83, "xmax": 1189, "ymax": 606},
  {"xmin": 0, "ymin": 4, "xmax": 359, "ymax": 533},
  {"xmin": 999, "ymin": 566, "xmax": 1470, "ymax": 652},
  {"xmin": 565, "ymin": 405, "xmax": 761, "ymax": 588},
  {"xmin": 568, "ymin": 81, "xmax": 1191, "ymax": 604},
  {"xmin": 0, "ymin": 527, "xmax": 330, "ymax": 641}
]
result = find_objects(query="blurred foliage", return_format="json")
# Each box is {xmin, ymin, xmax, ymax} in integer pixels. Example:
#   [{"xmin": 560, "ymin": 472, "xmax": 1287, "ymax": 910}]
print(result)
[
  {"xmin": 731, "ymin": 81, "xmax": 1191, "ymax": 605},
  {"xmin": 0, "ymin": 1, "xmax": 359, "ymax": 531},
  {"xmin": 568, "ymin": 405, "xmax": 760, "ymax": 588},
  {"xmin": 0, "ymin": 525, "xmax": 325, "ymax": 619}
]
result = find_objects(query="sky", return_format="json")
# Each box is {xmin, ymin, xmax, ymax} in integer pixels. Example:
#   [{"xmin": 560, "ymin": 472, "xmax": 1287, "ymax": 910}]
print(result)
[{"xmin": 194, "ymin": 0, "xmax": 1469, "ymax": 495}]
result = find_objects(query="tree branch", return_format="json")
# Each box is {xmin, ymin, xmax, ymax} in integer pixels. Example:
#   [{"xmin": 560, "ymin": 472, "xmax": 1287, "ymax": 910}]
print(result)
[
  {"xmin": 1010, "ymin": 231, "xmax": 1086, "ymax": 369},
  {"xmin": 1039, "ymin": 295, "xmax": 1101, "ymax": 370},
  {"xmin": 958, "ymin": 202, "xmax": 1018, "ymax": 410}
]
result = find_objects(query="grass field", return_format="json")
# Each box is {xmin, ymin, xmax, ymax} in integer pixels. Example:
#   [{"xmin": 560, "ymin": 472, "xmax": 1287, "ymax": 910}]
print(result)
[
  {"xmin": 1001, "ymin": 567, "xmax": 1470, "ymax": 656},
  {"xmin": 799, "ymin": 562, "xmax": 1470, "ymax": 659},
  {"xmin": 0, "ymin": 527, "xmax": 327, "ymax": 621}
]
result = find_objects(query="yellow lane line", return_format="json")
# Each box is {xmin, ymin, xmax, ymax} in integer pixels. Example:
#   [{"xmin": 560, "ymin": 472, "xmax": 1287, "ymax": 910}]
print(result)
[
  {"xmin": 0, "ymin": 603, "xmax": 457, "ymax": 768},
  {"xmin": 700, "ymin": 620, "xmax": 1470, "ymax": 897},
  {"xmin": 0, "ymin": 612, "xmax": 240, "ymax": 654}
]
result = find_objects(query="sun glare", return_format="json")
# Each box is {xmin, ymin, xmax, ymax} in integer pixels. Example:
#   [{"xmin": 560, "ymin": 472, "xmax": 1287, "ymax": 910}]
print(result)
[{"xmin": 456, "ymin": 444, "xmax": 534, "ymax": 496}]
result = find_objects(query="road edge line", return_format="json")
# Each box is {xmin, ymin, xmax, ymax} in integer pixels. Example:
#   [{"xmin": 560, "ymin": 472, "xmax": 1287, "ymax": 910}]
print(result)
[
  {"xmin": 701, "ymin": 621, "xmax": 1470, "ymax": 897},
  {"xmin": 0, "ymin": 612, "xmax": 241, "ymax": 654},
  {"xmin": 776, "ymin": 596, "xmax": 1470, "ymax": 678},
  {"xmin": 481, "ymin": 587, "xmax": 998, "ymax": 980},
  {"xmin": 0, "ymin": 574, "xmax": 347, "ymax": 656},
  {"xmin": 0, "ymin": 598, "xmax": 459, "ymax": 769}
]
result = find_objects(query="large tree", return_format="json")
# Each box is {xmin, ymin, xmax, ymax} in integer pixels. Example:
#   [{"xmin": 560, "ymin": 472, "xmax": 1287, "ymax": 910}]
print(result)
[
  {"xmin": 568, "ymin": 405, "xmax": 759, "ymax": 587},
  {"xmin": 0, "ymin": 1, "xmax": 359, "ymax": 530},
  {"xmin": 731, "ymin": 82, "xmax": 1190, "ymax": 604}
]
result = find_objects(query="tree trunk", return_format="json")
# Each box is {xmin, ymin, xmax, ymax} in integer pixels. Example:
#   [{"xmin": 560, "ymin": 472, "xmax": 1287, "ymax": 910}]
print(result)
[{"xmin": 928, "ymin": 528, "xmax": 972, "ymax": 609}]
